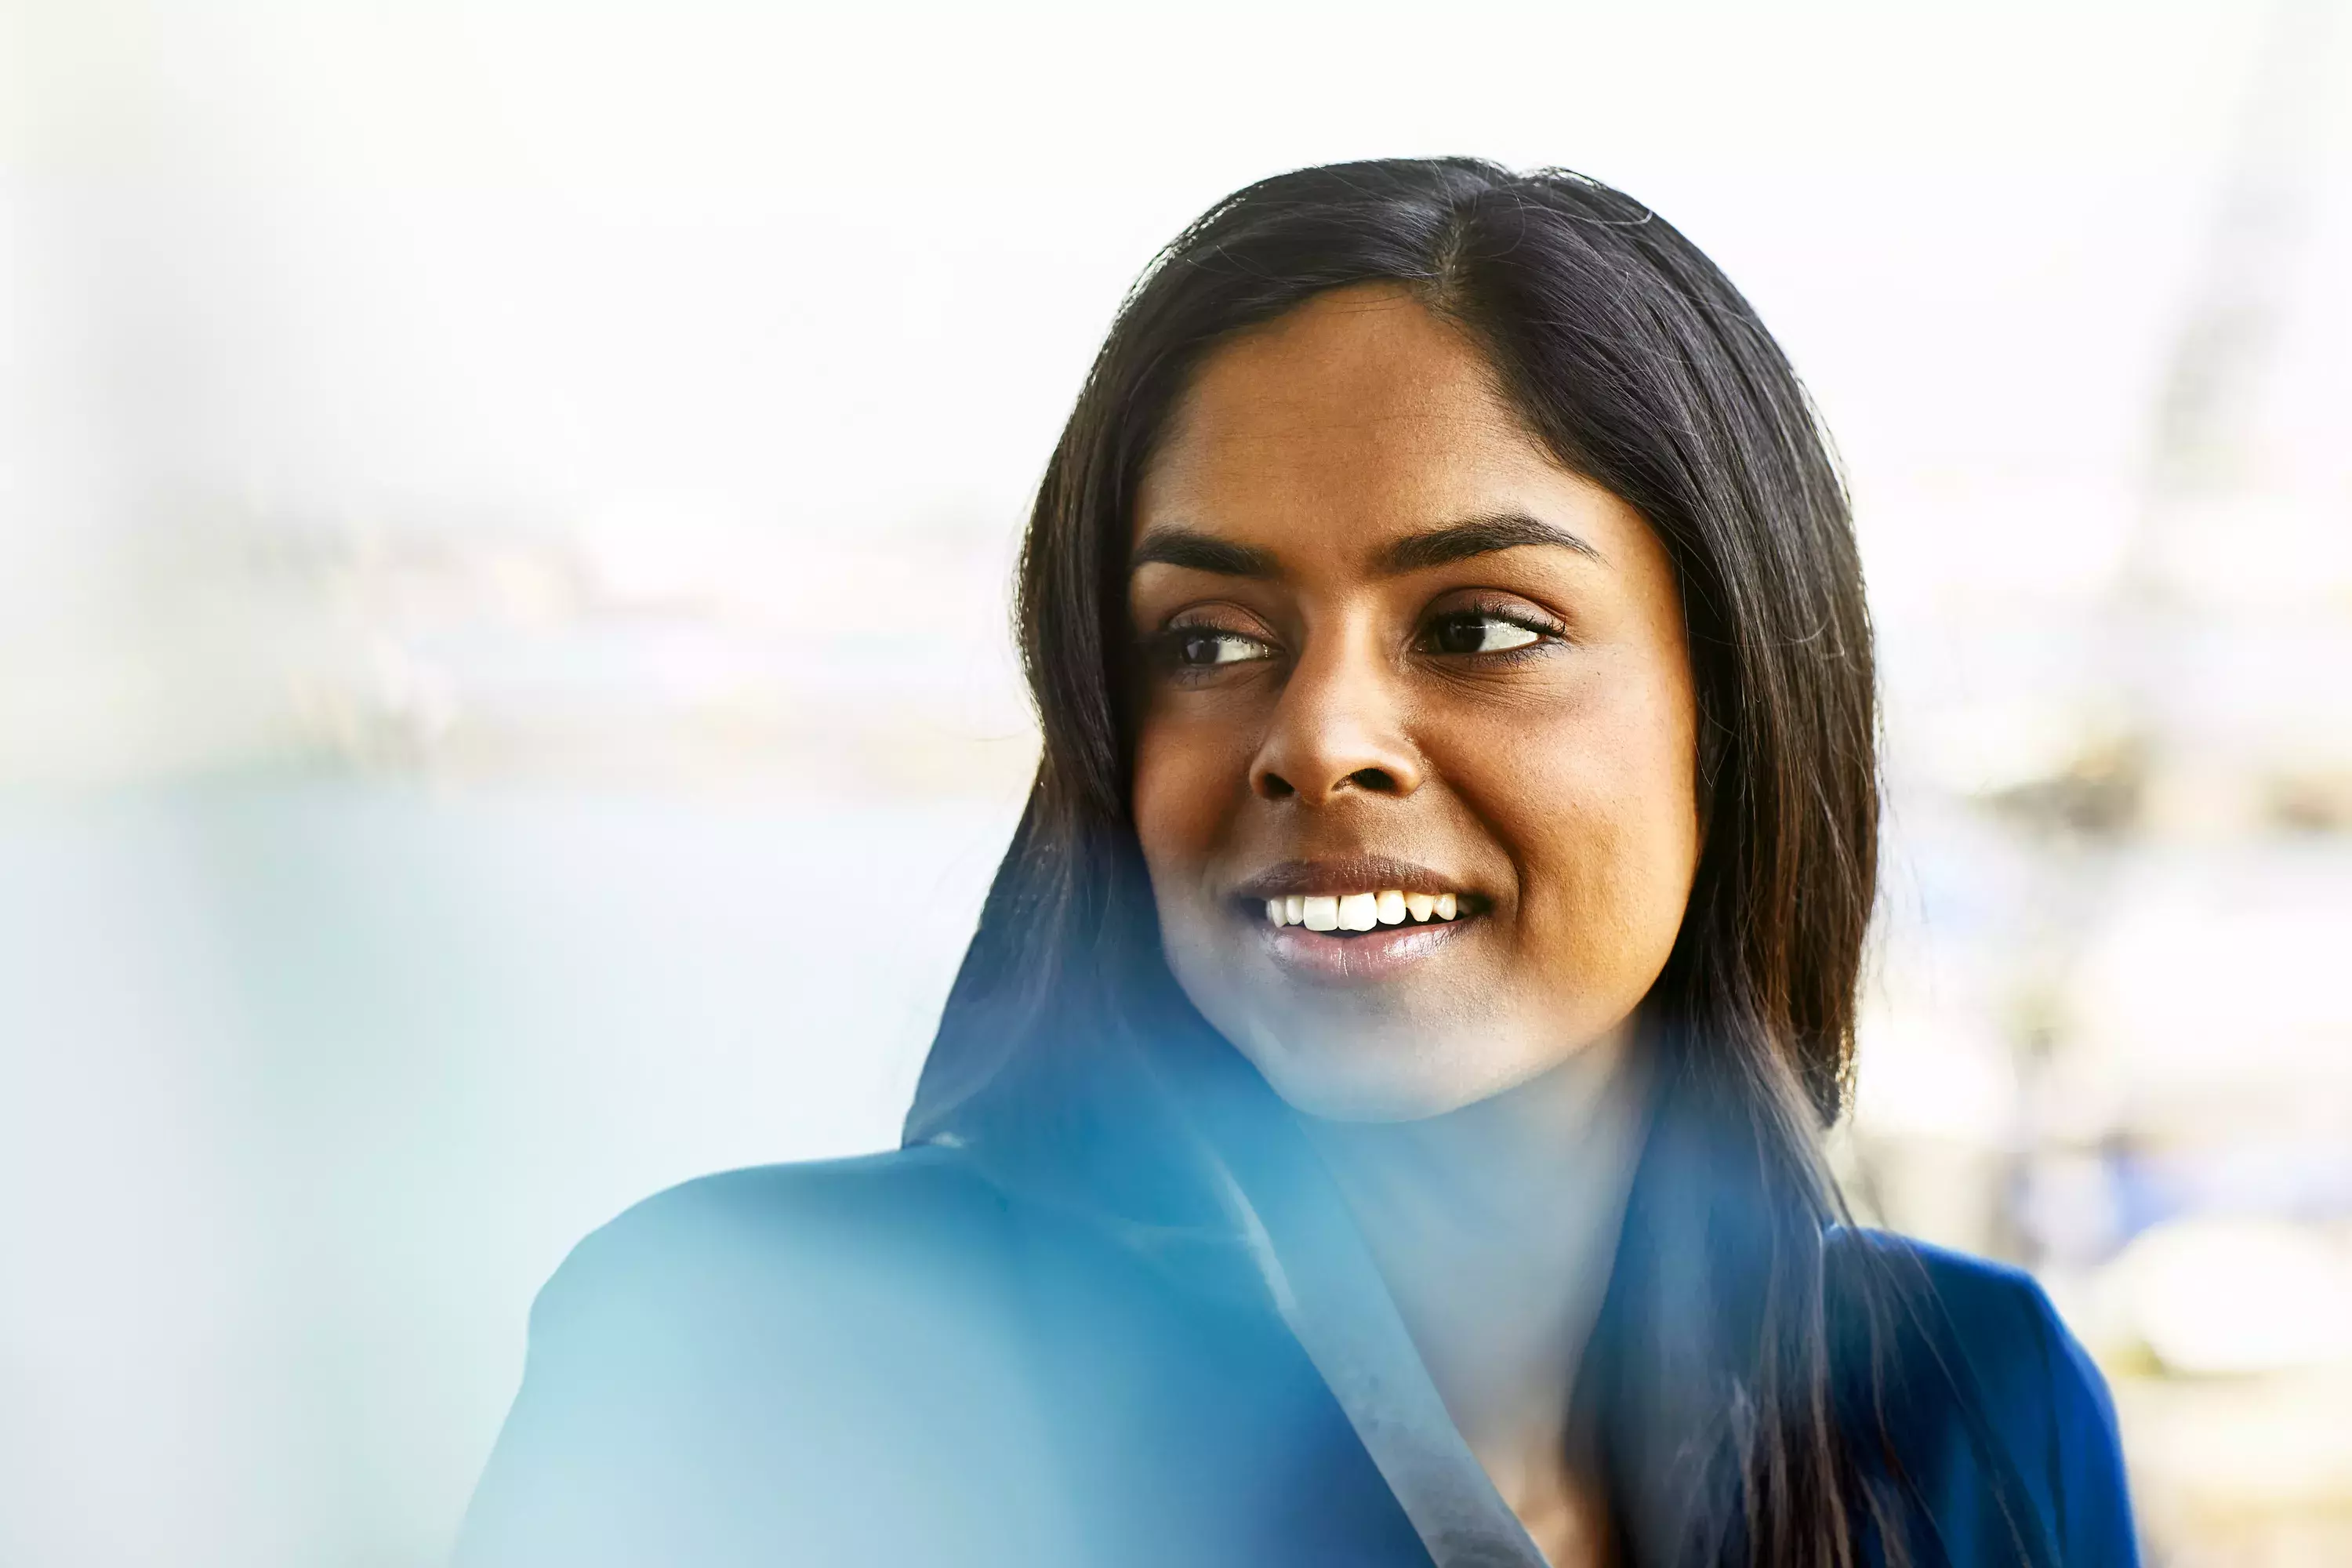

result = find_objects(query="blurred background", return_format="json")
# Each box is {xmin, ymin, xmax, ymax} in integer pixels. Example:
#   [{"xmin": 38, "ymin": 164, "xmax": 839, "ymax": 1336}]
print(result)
[{"xmin": 3, "ymin": 1, "xmax": 2348, "ymax": 1563}]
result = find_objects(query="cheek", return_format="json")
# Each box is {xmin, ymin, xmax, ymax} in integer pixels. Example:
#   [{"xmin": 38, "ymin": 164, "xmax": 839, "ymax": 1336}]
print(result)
[
  {"xmin": 1468, "ymin": 671, "xmax": 1700, "ymax": 976},
  {"xmin": 1131, "ymin": 710, "xmax": 1249, "ymax": 897}
]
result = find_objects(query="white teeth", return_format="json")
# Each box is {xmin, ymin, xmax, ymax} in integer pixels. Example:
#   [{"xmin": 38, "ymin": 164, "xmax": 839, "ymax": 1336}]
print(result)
[{"xmin": 1265, "ymin": 887, "xmax": 1468, "ymax": 929}]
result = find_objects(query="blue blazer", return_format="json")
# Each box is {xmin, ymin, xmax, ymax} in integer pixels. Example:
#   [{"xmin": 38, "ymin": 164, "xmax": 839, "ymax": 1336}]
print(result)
[{"xmin": 456, "ymin": 1145, "xmax": 2138, "ymax": 1566}]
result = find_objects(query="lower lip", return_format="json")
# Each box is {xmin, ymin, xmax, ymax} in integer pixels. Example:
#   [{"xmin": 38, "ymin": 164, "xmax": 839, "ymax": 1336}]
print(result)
[{"xmin": 1256, "ymin": 915, "xmax": 1475, "ymax": 983}]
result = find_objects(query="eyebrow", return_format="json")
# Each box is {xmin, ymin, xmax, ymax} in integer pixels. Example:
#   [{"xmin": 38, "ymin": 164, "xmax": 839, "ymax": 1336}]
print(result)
[
  {"xmin": 1128, "ymin": 528, "xmax": 1279, "ymax": 578},
  {"xmin": 1377, "ymin": 512, "xmax": 1604, "ymax": 573},
  {"xmin": 1129, "ymin": 511, "xmax": 1602, "ymax": 579}
]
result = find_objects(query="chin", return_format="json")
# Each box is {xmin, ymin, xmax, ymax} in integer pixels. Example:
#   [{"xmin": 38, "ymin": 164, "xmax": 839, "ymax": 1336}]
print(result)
[{"xmin": 1240, "ymin": 1027, "xmax": 1534, "ymax": 1124}]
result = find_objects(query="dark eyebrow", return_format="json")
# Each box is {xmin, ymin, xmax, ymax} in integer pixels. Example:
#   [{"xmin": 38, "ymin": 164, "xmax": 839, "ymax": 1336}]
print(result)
[
  {"xmin": 1375, "ymin": 512, "xmax": 1604, "ymax": 574},
  {"xmin": 1129, "ymin": 527, "xmax": 1279, "ymax": 578},
  {"xmin": 1129, "ymin": 512, "xmax": 1602, "ymax": 581}
]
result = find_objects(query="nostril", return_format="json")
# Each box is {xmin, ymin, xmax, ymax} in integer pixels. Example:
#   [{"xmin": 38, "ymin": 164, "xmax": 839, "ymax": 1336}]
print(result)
[
  {"xmin": 1258, "ymin": 772, "xmax": 1297, "ymax": 800},
  {"xmin": 1348, "ymin": 767, "xmax": 1400, "ymax": 793}
]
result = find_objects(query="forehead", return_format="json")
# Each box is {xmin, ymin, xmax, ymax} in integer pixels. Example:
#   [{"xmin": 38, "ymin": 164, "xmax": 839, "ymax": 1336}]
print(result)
[{"xmin": 1135, "ymin": 285, "xmax": 1600, "ymax": 557}]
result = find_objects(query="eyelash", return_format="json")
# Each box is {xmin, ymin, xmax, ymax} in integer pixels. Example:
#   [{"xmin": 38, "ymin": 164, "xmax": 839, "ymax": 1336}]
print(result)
[
  {"xmin": 1149, "ymin": 602, "xmax": 1566, "ymax": 681},
  {"xmin": 1417, "ymin": 605, "xmax": 1562, "ymax": 664}
]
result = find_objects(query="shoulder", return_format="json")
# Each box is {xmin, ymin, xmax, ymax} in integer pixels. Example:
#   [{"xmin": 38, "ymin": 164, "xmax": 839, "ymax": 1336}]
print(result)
[
  {"xmin": 535, "ymin": 1141, "xmax": 1019, "ymax": 1330},
  {"xmin": 1830, "ymin": 1230, "xmax": 2067, "ymax": 1396},
  {"xmin": 1827, "ymin": 1230, "xmax": 2140, "ymax": 1566},
  {"xmin": 515, "ymin": 1141, "xmax": 1050, "ymax": 1444},
  {"xmin": 459, "ymin": 1144, "xmax": 1078, "ymax": 1566},
  {"xmin": 1826, "ymin": 1229, "xmax": 2111, "ymax": 1441},
  {"xmin": 568, "ymin": 1140, "xmax": 1014, "ymax": 1265}
]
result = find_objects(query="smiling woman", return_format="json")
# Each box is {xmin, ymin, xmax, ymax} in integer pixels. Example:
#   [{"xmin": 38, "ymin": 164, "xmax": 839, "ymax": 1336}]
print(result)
[
  {"xmin": 1128, "ymin": 289, "xmax": 1700, "ymax": 1122},
  {"xmin": 456, "ymin": 160, "xmax": 2140, "ymax": 1568}
]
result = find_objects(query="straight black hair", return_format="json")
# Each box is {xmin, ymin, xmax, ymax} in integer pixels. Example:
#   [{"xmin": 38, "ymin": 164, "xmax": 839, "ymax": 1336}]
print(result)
[{"xmin": 906, "ymin": 158, "xmax": 1953, "ymax": 1567}]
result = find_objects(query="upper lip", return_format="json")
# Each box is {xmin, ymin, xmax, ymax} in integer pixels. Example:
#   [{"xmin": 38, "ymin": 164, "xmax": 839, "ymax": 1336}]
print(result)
[{"xmin": 1232, "ymin": 855, "xmax": 1471, "ymax": 901}]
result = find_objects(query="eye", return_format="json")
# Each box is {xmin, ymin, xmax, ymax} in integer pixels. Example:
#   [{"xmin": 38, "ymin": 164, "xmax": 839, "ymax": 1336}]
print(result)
[
  {"xmin": 1163, "ymin": 626, "xmax": 1276, "ymax": 670},
  {"xmin": 1423, "ymin": 610, "xmax": 1547, "ymax": 657}
]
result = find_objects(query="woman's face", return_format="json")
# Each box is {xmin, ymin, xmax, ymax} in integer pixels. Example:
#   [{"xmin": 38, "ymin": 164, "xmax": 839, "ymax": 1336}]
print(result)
[{"xmin": 1128, "ymin": 284, "xmax": 1701, "ymax": 1122}]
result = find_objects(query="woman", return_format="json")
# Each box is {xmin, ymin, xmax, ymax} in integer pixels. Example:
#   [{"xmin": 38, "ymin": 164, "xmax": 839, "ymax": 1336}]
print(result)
[{"xmin": 456, "ymin": 159, "xmax": 2137, "ymax": 1567}]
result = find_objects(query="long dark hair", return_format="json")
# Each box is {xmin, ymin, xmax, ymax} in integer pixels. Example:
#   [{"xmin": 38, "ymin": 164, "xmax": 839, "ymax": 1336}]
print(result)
[{"xmin": 906, "ymin": 158, "xmax": 1912, "ymax": 1567}]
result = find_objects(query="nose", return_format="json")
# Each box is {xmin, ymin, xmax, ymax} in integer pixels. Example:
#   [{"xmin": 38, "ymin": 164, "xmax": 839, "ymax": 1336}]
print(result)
[{"xmin": 1249, "ymin": 628, "xmax": 1425, "ymax": 804}]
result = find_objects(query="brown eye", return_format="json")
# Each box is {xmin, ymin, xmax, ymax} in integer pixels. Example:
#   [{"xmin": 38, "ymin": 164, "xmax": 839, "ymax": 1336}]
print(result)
[
  {"xmin": 1170, "ymin": 629, "xmax": 1273, "ymax": 668},
  {"xmin": 1426, "ymin": 611, "xmax": 1544, "ymax": 656}
]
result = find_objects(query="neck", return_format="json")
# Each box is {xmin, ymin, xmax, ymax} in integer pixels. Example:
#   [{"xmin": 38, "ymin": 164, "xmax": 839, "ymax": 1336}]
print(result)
[{"xmin": 1297, "ymin": 1033, "xmax": 1649, "ymax": 1560}]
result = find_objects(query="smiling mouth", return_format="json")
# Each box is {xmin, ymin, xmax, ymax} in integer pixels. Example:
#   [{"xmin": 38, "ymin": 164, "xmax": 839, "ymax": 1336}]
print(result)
[
  {"xmin": 1247, "ymin": 887, "xmax": 1479, "ymax": 983},
  {"xmin": 1261, "ymin": 889, "xmax": 1467, "ymax": 934}
]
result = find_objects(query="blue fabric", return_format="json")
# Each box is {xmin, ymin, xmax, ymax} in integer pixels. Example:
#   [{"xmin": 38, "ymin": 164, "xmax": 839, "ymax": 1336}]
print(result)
[
  {"xmin": 1832, "ymin": 1233, "xmax": 2141, "ymax": 1568},
  {"xmin": 456, "ymin": 1146, "xmax": 2140, "ymax": 1566}
]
